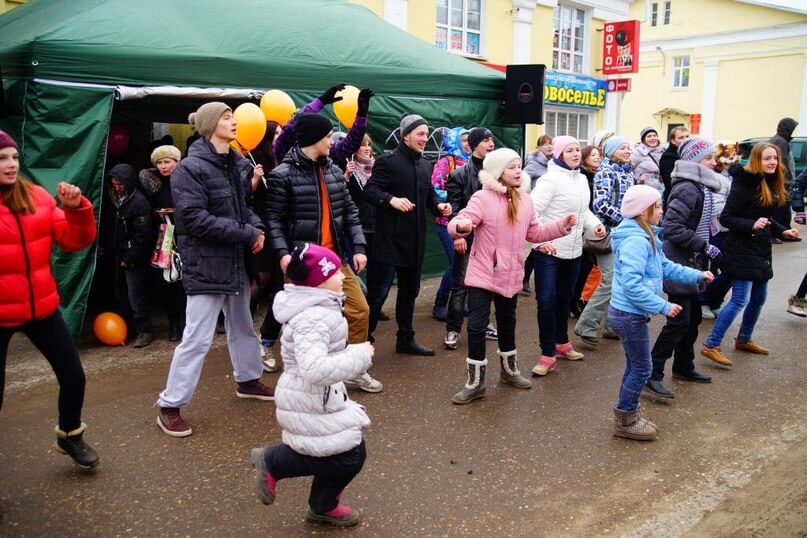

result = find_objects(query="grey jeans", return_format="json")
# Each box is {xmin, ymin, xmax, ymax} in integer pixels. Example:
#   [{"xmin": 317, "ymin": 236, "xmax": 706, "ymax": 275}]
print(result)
[
  {"xmin": 574, "ymin": 251, "xmax": 614, "ymax": 338},
  {"xmin": 157, "ymin": 280, "xmax": 262, "ymax": 408}
]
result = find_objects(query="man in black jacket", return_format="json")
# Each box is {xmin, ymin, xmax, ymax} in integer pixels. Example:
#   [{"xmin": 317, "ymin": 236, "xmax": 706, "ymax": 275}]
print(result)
[
  {"xmin": 266, "ymin": 113, "xmax": 382, "ymax": 392},
  {"xmin": 364, "ymin": 114, "xmax": 451, "ymax": 355},
  {"xmin": 107, "ymin": 163, "xmax": 155, "ymax": 348},
  {"xmin": 443, "ymin": 127, "xmax": 495, "ymax": 350},
  {"xmin": 769, "ymin": 117, "xmax": 799, "ymax": 234},
  {"xmin": 157, "ymin": 102, "xmax": 273, "ymax": 438},
  {"xmin": 659, "ymin": 126, "xmax": 689, "ymax": 209}
]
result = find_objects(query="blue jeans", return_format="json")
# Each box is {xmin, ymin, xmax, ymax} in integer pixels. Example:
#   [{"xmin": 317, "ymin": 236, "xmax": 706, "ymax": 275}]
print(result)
[
  {"xmin": 705, "ymin": 279, "xmax": 768, "ymax": 348},
  {"xmin": 608, "ymin": 306, "xmax": 651, "ymax": 412},
  {"xmin": 434, "ymin": 224, "xmax": 454, "ymax": 308},
  {"xmin": 534, "ymin": 252, "xmax": 581, "ymax": 356}
]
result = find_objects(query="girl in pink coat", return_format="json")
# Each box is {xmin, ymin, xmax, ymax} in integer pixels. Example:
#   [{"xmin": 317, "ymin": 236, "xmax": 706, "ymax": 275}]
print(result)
[{"xmin": 448, "ymin": 148, "xmax": 575, "ymax": 404}]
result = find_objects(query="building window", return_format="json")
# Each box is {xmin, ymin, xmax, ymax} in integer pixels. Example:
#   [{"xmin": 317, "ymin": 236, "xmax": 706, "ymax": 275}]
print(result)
[
  {"xmin": 545, "ymin": 109, "xmax": 591, "ymax": 141},
  {"xmin": 552, "ymin": 5, "xmax": 586, "ymax": 74},
  {"xmin": 672, "ymin": 56, "xmax": 690, "ymax": 88},
  {"xmin": 436, "ymin": 0, "xmax": 482, "ymax": 57},
  {"xmin": 664, "ymin": 1, "xmax": 671, "ymax": 24},
  {"xmin": 651, "ymin": 3, "xmax": 658, "ymax": 26}
]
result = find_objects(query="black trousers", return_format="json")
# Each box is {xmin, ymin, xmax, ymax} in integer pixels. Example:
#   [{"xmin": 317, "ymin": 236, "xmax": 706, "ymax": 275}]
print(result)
[
  {"xmin": 650, "ymin": 294, "xmax": 702, "ymax": 380},
  {"xmin": 446, "ymin": 235, "xmax": 473, "ymax": 333},
  {"xmin": 367, "ymin": 262, "xmax": 421, "ymax": 342},
  {"xmin": 115, "ymin": 262, "xmax": 153, "ymax": 334},
  {"xmin": 466, "ymin": 287, "xmax": 517, "ymax": 360},
  {"xmin": 264, "ymin": 441, "xmax": 367, "ymax": 514},
  {"xmin": 0, "ymin": 311, "xmax": 86, "ymax": 431}
]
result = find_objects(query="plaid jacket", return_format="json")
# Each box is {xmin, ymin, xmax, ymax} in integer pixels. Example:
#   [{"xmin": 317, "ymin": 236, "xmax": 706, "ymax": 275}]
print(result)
[{"xmin": 592, "ymin": 157, "xmax": 636, "ymax": 229}]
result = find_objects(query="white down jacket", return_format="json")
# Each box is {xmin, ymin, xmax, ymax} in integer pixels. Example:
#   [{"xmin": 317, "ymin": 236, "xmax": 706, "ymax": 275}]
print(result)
[
  {"xmin": 530, "ymin": 160, "xmax": 602, "ymax": 259},
  {"xmin": 272, "ymin": 285, "xmax": 372, "ymax": 457}
]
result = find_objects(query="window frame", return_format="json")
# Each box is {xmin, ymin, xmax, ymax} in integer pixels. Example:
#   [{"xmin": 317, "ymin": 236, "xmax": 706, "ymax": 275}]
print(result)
[
  {"xmin": 435, "ymin": 0, "xmax": 484, "ymax": 58},
  {"xmin": 552, "ymin": 4, "xmax": 590, "ymax": 75},
  {"xmin": 544, "ymin": 107, "xmax": 593, "ymax": 143},
  {"xmin": 672, "ymin": 55, "xmax": 691, "ymax": 90},
  {"xmin": 663, "ymin": 1, "xmax": 671, "ymax": 25},
  {"xmin": 651, "ymin": 2, "xmax": 658, "ymax": 26}
]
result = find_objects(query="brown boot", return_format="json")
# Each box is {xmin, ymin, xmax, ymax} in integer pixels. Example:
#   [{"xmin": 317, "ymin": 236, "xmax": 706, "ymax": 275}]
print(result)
[
  {"xmin": 613, "ymin": 408, "xmax": 658, "ymax": 441},
  {"xmin": 701, "ymin": 345, "xmax": 733, "ymax": 366},
  {"xmin": 734, "ymin": 339, "xmax": 769, "ymax": 355}
]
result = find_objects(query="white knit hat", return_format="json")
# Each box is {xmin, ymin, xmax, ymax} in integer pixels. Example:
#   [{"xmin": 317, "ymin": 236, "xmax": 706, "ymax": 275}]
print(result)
[{"xmin": 482, "ymin": 148, "xmax": 521, "ymax": 184}]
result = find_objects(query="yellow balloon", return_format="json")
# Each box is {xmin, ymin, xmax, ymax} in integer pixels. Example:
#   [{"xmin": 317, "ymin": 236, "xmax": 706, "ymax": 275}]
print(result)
[
  {"xmin": 260, "ymin": 89, "xmax": 296, "ymax": 126},
  {"xmin": 333, "ymin": 85, "xmax": 360, "ymax": 128},
  {"xmin": 233, "ymin": 103, "xmax": 267, "ymax": 152}
]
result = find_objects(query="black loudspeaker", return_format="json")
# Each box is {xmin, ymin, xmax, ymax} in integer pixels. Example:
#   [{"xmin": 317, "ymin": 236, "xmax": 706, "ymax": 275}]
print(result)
[{"xmin": 505, "ymin": 64, "xmax": 545, "ymax": 125}]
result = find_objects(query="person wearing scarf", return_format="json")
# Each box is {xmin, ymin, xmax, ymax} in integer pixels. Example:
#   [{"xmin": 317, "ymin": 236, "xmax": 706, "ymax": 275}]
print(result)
[{"xmin": 529, "ymin": 136, "xmax": 606, "ymax": 376}]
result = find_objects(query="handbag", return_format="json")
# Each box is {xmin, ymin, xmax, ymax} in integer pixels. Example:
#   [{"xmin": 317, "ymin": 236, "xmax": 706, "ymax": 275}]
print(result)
[
  {"xmin": 163, "ymin": 249, "xmax": 182, "ymax": 283},
  {"xmin": 150, "ymin": 215, "xmax": 175, "ymax": 269}
]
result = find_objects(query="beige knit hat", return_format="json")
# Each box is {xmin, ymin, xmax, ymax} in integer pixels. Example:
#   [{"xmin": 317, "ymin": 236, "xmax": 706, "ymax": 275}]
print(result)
[
  {"xmin": 150, "ymin": 145, "xmax": 181, "ymax": 165},
  {"xmin": 188, "ymin": 102, "xmax": 232, "ymax": 138}
]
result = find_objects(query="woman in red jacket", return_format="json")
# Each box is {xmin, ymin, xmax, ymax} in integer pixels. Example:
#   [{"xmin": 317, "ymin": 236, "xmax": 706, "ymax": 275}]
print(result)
[{"xmin": 0, "ymin": 130, "xmax": 99, "ymax": 469}]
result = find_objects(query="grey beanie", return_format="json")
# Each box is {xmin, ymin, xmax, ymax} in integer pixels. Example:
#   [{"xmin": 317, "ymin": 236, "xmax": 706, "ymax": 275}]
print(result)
[
  {"xmin": 188, "ymin": 102, "xmax": 232, "ymax": 139},
  {"xmin": 400, "ymin": 114, "xmax": 428, "ymax": 138}
]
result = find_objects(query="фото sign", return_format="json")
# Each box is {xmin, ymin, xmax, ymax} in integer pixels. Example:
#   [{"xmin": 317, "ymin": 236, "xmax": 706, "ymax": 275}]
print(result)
[
  {"xmin": 544, "ymin": 71, "xmax": 607, "ymax": 109},
  {"xmin": 603, "ymin": 20, "xmax": 641, "ymax": 75}
]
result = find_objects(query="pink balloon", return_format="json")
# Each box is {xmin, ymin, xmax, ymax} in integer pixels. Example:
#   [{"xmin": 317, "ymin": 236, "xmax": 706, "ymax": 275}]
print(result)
[{"xmin": 107, "ymin": 125, "xmax": 130, "ymax": 158}]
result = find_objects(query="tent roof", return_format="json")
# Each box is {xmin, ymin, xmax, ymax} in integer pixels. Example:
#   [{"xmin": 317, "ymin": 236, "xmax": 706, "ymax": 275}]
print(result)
[{"xmin": 0, "ymin": 0, "xmax": 505, "ymax": 100}]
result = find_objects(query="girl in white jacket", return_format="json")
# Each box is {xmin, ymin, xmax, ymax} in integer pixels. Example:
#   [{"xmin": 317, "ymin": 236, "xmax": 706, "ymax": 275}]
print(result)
[
  {"xmin": 530, "ymin": 136, "xmax": 606, "ymax": 376},
  {"xmin": 249, "ymin": 242, "xmax": 374, "ymax": 528}
]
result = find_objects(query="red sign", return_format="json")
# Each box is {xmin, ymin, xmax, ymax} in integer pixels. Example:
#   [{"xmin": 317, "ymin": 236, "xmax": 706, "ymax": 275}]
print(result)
[
  {"xmin": 606, "ymin": 78, "xmax": 632, "ymax": 92},
  {"xmin": 690, "ymin": 114, "xmax": 702, "ymax": 135},
  {"xmin": 602, "ymin": 20, "xmax": 641, "ymax": 75}
]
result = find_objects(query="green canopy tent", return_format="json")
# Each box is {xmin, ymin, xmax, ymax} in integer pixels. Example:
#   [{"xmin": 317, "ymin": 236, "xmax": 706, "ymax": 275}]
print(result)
[{"xmin": 0, "ymin": 0, "xmax": 518, "ymax": 334}]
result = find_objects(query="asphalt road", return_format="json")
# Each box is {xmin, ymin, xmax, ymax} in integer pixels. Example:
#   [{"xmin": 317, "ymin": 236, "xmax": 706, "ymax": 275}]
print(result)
[{"xmin": 1, "ymin": 241, "xmax": 805, "ymax": 537}]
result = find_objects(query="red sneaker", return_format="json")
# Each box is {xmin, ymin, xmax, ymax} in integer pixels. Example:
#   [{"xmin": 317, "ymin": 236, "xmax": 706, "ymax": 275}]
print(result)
[
  {"xmin": 157, "ymin": 407, "xmax": 192, "ymax": 437},
  {"xmin": 236, "ymin": 379, "xmax": 275, "ymax": 401}
]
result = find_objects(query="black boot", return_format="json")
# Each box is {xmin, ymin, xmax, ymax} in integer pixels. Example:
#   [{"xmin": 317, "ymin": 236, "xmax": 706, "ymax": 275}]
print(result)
[
  {"xmin": 452, "ymin": 358, "xmax": 487, "ymax": 404},
  {"xmin": 395, "ymin": 339, "xmax": 435, "ymax": 356},
  {"xmin": 168, "ymin": 320, "xmax": 181, "ymax": 342},
  {"xmin": 55, "ymin": 423, "xmax": 99, "ymax": 469}
]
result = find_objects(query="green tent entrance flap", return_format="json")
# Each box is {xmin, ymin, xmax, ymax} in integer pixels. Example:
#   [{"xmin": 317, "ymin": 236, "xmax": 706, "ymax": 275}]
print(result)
[{"xmin": 1, "ymin": 79, "xmax": 114, "ymax": 335}]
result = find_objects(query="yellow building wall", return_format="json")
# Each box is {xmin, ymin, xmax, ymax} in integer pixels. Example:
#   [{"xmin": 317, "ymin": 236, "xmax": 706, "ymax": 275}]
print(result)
[
  {"xmin": 629, "ymin": 0, "xmax": 805, "ymax": 40},
  {"xmin": 1, "ymin": 0, "xmax": 26, "ymax": 13}
]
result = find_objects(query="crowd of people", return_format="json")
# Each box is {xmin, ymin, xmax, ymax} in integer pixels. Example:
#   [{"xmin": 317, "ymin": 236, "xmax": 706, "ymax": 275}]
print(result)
[{"xmin": 0, "ymin": 80, "xmax": 804, "ymax": 526}]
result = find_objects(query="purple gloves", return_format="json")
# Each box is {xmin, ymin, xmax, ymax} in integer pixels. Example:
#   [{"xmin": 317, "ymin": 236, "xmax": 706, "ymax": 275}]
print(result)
[
  {"xmin": 705, "ymin": 243, "xmax": 722, "ymax": 262},
  {"xmin": 795, "ymin": 211, "xmax": 806, "ymax": 225}
]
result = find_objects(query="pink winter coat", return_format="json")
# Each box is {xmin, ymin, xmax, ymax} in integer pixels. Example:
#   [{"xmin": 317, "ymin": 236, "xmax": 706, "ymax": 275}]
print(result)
[{"xmin": 448, "ymin": 172, "xmax": 569, "ymax": 298}]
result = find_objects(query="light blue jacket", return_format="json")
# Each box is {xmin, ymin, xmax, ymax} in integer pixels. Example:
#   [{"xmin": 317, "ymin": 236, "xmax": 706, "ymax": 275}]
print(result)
[{"xmin": 611, "ymin": 219, "xmax": 702, "ymax": 316}]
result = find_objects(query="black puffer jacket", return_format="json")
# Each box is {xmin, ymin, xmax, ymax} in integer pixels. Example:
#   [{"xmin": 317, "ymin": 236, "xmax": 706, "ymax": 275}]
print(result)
[
  {"xmin": 107, "ymin": 164, "xmax": 154, "ymax": 267},
  {"xmin": 720, "ymin": 164, "xmax": 787, "ymax": 282},
  {"xmin": 769, "ymin": 117, "xmax": 798, "ymax": 181},
  {"xmin": 661, "ymin": 160, "xmax": 723, "ymax": 295},
  {"xmin": 659, "ymin": 143, "xmax": 679, "ymax": 207},
  {"xmin": 265, "ymin": 146, "xmax": 365, "ymax": 260},
  {"xmin": 364, "ymin": 142, "xmax": 441, "ymax": 267},
  {"xmin": 171, "ymin": 138, "xmax": 264, "ymax": 295},
  {"xmin": 446, "ymin": 157, "xmax": 483, "ymax": 216},
  {"xmin": 346, "ymin": 174, "xmax": 376, "ymax": 233}
]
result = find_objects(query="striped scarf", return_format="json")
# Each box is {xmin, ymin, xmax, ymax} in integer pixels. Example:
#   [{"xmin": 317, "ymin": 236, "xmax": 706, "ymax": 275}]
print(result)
[{"xmin": 696, "ymin": 185, "xmax": 715, "ymax": 241}]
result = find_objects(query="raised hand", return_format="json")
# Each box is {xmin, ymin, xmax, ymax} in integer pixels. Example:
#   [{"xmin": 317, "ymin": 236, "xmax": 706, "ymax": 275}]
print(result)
[
  {"xmin": 57, "ymin": 182, "xmax": 82, "ymax": 209},
  {"xmin": 319, "ymin": 84, "xmax": 347, "ymax": 105},
  {"xmin": 357, "ymin": 88, "xmax": 375, "ymax": 117}
]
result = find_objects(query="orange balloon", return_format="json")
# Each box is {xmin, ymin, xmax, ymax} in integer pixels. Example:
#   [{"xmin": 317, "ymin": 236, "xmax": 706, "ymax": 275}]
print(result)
[
  {"xmin": 260, "ymin": 90, "xmax": 296, "ymax": 126},
  {"xmin": 93, "ymin": 312, "xmax": 127, "ymax": 346},
  {"xmin": 233, "ymin": 103, "xmax": 267, "ymax": 152},
  {"xmin": 333, "ymin": 85, "xmax": 360, "ymax": 128}
]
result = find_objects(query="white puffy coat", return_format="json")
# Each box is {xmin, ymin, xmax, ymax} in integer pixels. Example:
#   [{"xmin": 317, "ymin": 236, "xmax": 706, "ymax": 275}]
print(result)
[
  {"xmin": 272, "ymin": 285, "xmax": 372, "ymax": 457},
  {"xmin": 530, "ymin": 160, "xmax": 602, "ymax": 259}
]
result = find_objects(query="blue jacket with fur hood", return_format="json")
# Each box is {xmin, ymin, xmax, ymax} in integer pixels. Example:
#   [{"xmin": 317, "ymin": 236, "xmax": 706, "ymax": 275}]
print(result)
[{"xmin": 611, "ymin": 219, "xmax": 703, "ymax": 317}]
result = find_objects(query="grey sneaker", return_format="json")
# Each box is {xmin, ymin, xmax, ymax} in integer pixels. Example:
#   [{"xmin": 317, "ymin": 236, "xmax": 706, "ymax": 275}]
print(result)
[
  {"xmin": 443, "ymin": 331, "xmax": 460, "ymax": 350},
  {"xmin": 344, "ymin": 372, "xmax": 383, "ymax": 393},
  {"xmin": 701, "ymin": 305, "xmax": 716, "ymax": 319},
  {"xmin": 261, "ymin": 339, "xmax": 279, "ymax": 373}
]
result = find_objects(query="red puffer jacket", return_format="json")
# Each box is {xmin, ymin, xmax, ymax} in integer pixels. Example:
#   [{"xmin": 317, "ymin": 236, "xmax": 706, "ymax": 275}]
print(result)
[{"xmin": 0, "ymin": 185, "xmax": 96, "ymax": 327}]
